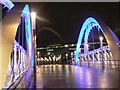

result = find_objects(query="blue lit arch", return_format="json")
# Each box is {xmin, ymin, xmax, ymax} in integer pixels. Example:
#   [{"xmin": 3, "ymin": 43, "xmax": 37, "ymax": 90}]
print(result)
[
  {"xmin": 3, "ymin": 4, "xmax": 33, "ymax": 88},
  {"xmin": 75, "ymin": 17, "xmax": 120, "ymax": 63},
  {"xmin": 21, "ymin": 4, "xmax": 32, "ymax": 61},
  {"xmin": 0, "ymin": 0, "xmax": 14, "ymax": 10}
]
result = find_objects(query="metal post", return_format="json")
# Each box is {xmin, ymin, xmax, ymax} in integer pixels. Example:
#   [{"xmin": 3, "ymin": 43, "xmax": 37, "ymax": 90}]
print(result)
[
  {"xmin": 100, "ymin": 36, "xmax": 104, "ymax": 70},
  {"xmin": 37, "ymin": 51, "xmax": 40, "ymax": 67},
  {"xmin": 14, "ymin": 45, "xmax": 17, "ymax": 78},
  {"xmin": 79, "ymin": 57, "xmax": 81, "ymax": 66},
  {"xmin": 31, "ymin": 12, "xmax": 36, "ymax": 88},
  {"xmin": 86, "ymin": 43, "xmax": 89, "ymax": 67},
  {"xmin": 34, "ymin": 30, "xmax": 36, "ymax": 88}
]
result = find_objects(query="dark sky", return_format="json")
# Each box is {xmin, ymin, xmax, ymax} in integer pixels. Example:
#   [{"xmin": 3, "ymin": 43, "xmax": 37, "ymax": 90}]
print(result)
[{"xmin": 14, "ymin": 2, "xmax": 120, "ymax": 48}]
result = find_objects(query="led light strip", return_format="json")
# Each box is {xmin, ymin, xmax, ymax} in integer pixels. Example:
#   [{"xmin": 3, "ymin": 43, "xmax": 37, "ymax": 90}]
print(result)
[
  {"xmin": 0, "ymin": 0, "xmax": 14, "ymax": 10},
  {"xmin": 75, "ymin": 17, "xmax": 103, "ymax": 63}
]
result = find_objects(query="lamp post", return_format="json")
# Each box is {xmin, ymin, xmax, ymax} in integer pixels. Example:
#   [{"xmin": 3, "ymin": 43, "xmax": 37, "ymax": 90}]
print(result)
[
  {"xmin": 31, "ymin": 12, "xmax": 36, "ymax": 88},
  {"xmin": 86, "ymin": 43, "xmax": 89, "ymax": 67},
  {"xmin": 79, "ymin": 48, "xmax": 81, "ymax": 66},
  {"xmin": 100, "ymin": 36, "xmax": 104, "ymax": 70},
  {"xmin": 37, "ymin": 51, "xmax": 40, "ymax": 66}
]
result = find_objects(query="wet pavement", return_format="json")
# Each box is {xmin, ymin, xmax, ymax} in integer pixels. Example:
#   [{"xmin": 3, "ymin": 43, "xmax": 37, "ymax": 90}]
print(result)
[{"xmin": 36, "ymin": 64, "xmax": 120, "ymax": 88}]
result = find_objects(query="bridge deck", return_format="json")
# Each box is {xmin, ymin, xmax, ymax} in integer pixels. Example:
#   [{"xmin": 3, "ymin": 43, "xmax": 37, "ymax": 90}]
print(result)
[{"xmin": 36, "ymin": 64, "xmax": 119, "ymax": 88}]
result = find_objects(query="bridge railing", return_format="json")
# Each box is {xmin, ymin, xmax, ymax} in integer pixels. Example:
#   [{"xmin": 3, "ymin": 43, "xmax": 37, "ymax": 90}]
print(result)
[
  {"xmin": 4, "ymin": 40, "xmax": 29, "ymax": 88},
  {"xmin": 77, "ymin": 59, "xmax": 120, "ymax": 71}
]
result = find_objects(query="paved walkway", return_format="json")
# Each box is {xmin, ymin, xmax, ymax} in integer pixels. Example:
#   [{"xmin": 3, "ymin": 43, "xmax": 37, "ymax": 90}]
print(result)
[{"xmin": 36, "ymin": 64, "xmax": 120, "ymax": 88}]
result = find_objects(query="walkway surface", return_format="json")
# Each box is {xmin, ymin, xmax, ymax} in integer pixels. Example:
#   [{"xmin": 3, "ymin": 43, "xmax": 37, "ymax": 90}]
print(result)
[{"xmin": 36, "ymin": 64, "xmax": 120, "ymax": 88}]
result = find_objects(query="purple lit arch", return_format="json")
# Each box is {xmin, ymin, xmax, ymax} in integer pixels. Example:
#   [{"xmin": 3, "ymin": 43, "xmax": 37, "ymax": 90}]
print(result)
[
  {"xmin": 75, "ymin": 17, "xmax": 120, "ymax": 64},
  {"xmin": 1, "ymin": 0, "xmax": 34, "ymax": 87},
  {"xmin": 21, "ymin": 4, "xmax": 33, "ymax": 67}
]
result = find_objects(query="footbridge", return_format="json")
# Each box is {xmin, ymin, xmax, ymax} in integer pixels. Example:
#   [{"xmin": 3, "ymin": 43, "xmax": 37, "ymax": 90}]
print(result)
[
  {"xmin": 0, "ymin": 0, "xmax": 120, "ymax": 89},
  {"xmin": 0, "ymin": 0, "xmax": 35, "ymax": 89},
  {"xmin": 74, "ymin": 17, "xmax": 120, "ymax": 70}
]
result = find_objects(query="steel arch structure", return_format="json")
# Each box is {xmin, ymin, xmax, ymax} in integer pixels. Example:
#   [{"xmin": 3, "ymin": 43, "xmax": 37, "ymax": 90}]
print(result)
[
  {"xmin": 75, "ymin": 17, "xmax": 120, "ymax": 65},
  {"xmin": 0, "ymin": 0, "xmax": 34, "ymax": 89}
]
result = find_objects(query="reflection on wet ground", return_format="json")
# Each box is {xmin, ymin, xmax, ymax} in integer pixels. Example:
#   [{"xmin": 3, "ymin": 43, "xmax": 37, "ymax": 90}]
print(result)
[{"xmin": 36, "ymin": 65, "xmax": 120, "ymax": 88}]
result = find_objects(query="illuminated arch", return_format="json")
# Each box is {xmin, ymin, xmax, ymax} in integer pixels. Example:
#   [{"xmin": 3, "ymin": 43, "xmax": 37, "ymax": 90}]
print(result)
[
  {"xmin": 75, "ymin": 17, "xmax": 120, "ymax": 63},
  {"xmin": 1, "ymin": 1, "xmax": 33, "ymax": 88},
  {"xmin": 0, "ymin": 0, "xmax": 15, "ymax": 88},
  {"xmin": 0, "ymin": 0, "xmax": 14, "ymax": 10},
  {"xmin": 21, "ymin": 4, "xmax": 33, "ymax": 67},
  {"xmin": 37, "ymin": 27, "xmax": 65, "ymax": 43}
]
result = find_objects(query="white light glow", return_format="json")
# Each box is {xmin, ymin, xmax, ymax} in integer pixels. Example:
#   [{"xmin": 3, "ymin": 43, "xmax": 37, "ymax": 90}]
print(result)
[
  {"xmin": 31, "ymin": 12, "xmax": 36, "ymax": 30},
  {"xmin": 31, "ymin": 12, "xmax": 36, "ymax": 18},
  {"xmin": 100, "ymin": 36, "xmax": 103, "ymax": 41},
  {"xmin": 0, "ymin": 0, "xmax": 14, "ymax": 10}
]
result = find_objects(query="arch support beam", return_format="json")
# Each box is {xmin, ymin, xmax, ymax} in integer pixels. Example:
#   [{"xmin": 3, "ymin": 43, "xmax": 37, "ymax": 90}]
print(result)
[
  {"xmin": 75, "ymin": 17, "xmax": 120, "ymax": 66},
  {"xmin": 96, "ymin": 18, "xmax": 120, "ymax": 62}
]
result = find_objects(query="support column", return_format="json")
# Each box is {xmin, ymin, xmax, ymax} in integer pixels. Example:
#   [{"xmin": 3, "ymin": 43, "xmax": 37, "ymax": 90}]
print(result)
[
  {"xmin": 18, "ymin": 49, "xmax": 21, "ymax": 75},
  {"xmin": 10, "ymin": 51, "xmax": 14, "ymax": 82},
  {"xmin": 97, "ymin": 52, "xmax": 99, "ymax": 65},
  {"xmin": 20, "ymin": 51, "xmax": 23, "ymax": 74},
  {"xmin": 24, "ymin": 53, "xmax": 26, "ymax": 70},
  {"xmin": 13, "ymin": 45, "xmax": 17, "ymax": 79},
  {"xmin": 22, "ymin": 52, "xmax": 26, "ymax": 72},
  {"xmin": 88, "ymin": 53, "xmax": 90, "ymax": 67},
  {"xmin": 104, "ymin": 50, "xmax": 107, "ymax": 67},
  {"xmin": 104, "ymin": 50, "xmax": 107, "ymax": 61},
  {"xmin": 92, "ymin": 53, "xmax": 95, "ymax": 66},
  {"xmin": 14, "ymin": 45, "xmax": 17, "ymax": 69},
  {"xmin": 22, "ymin": 52, "xmax": 24, "ymax": 72}
]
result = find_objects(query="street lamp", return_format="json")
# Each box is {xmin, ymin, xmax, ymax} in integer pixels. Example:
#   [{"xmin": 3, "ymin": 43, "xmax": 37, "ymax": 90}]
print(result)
[
  {"xmin": 37, "ymin": 51, "xmax": 40, "ymax": 59},
  {"xmin": 100, "ymin": 36, "xmax": 103, "ymax": 42},
  {"xmin": 79, "ymin": 48, "xmax": 82, "ymax": 66},
  {"xmin": 100, "ymin": 36, "xmax": 104, "ymax": 70},
  {"xmin": 31, "ymin": 12, "xmax": 36, "ymax": 30},
  {"xmin": 31, "ymin": 11, "xmax": 36, "ymax": 88},
  {"xmin": 86, "ymin": 43, "xmax": 89, "ymax": 67},
  {"xmin": 37, "ymin": 51, "xmax": 40, "ymax": 66}
]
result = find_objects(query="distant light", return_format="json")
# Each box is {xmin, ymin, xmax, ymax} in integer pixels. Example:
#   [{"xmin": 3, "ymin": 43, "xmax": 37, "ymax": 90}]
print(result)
[
  {"xmin": 79, "ymin": 48, "xmax": 81, "ymax": 51},
  {"xmin": 31, "ymin": 12, "xmax": 36, "ymax": 18},
  {"xmin": 31, "ymin": 12, "xmax": 36, "ymax": 29},
  {"xmin": 99, "ymin": 36, "xmax": 103, "ymax": 41},
  {"xmin": 71, "ymin": 44, "xmax": 74, "ymax": 46},
  {"xmin": 71, "ymin": 52, "xmax": 73, "ymax": 56},
  {"xmin": 37, "ymin": 51, "xmax": 39, "ymax": 54},
  {"xmin": 47, "ymin": 49, "xmax": 54, "ymax": 52},
  {"xmin": 55, "ymin": 46, "xmax": 58, "ymax": 48},
  {"xmin": 65, "ymin": 45, "xmax": 68, "ymax": 47},
  {"xmin": 65, "ymin": 54, "xmax": 68, "ymax": 56},
  {"xmin": 69, "ymin": 48, "xmax": 76, "ymax": 51},
  {"xmin": 74, "ymin": 51, "xmax": 76, "ymax": 54},
  {"xmin": 86, "ymin": 43, "xmax": 89, "ymax": 48}
]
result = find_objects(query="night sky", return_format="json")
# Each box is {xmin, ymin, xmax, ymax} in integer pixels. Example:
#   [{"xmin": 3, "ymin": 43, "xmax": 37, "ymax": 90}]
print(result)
[{"xmin": 14, "ymin": 2, "xmax": 120, "ymax": 48}]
